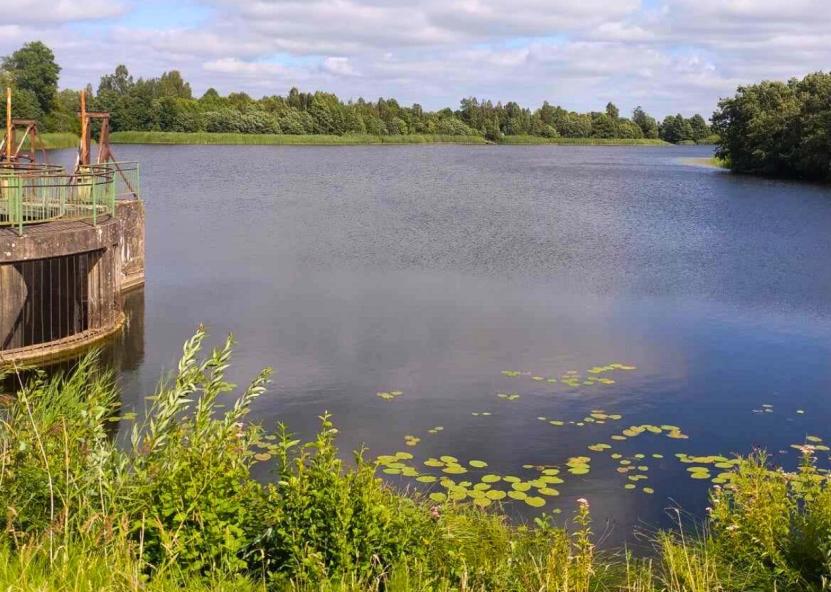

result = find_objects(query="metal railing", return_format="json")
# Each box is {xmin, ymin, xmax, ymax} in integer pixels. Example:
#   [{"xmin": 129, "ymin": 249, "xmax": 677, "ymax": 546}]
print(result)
[{"xmin": 0, "ymin": 161, "xmax": 140, "ymax": 234}]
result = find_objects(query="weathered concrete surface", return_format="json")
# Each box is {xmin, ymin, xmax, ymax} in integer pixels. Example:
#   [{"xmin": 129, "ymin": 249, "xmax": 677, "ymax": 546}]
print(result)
[
  {"xmin": 117, "ymin": 200, "xmax": 145, "ymax": 290},
  {"xmin": 0, "ymin": 217, "xmax": 120, "ymax": 263},
  {"xmin": 0, "ymin": 199, "xmax": 145, "ymax": 363}
]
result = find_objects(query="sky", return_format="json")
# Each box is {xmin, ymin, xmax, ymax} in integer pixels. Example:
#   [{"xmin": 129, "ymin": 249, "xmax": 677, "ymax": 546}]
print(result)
[{"xmin": 0, "ymin": 0, "xmax": 829, "ymax": 118}]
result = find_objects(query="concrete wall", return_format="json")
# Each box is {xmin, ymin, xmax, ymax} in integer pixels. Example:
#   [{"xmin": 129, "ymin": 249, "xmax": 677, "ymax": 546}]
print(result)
[
  {"xmin": 0, "ymin": 199, "xmax": 144, "ymax": 361},
  {"xmin": 116, "ymin": 199, "xmax": 145, "ymax": 290}
]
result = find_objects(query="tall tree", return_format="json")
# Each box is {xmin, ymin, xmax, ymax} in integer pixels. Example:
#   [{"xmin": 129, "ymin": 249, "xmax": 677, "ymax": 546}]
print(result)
[
  {"xmin": 632, "ymin": 106, "xmax": 659, "ymax": 139},
  {"xmin": 1, "ymin": 41, "xmax": 60, "ymax": 113}
]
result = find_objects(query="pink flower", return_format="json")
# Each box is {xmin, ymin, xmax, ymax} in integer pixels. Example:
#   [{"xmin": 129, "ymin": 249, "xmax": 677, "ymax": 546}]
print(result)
[{"xmin": 577, "ymin": 498, "xmax": 589, "ymax": 507}]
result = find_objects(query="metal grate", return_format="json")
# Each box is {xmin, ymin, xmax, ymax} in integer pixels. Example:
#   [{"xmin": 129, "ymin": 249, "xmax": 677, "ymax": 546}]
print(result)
[{"xmin": 0, "ymin": 250, "xmax": 109, "ymax": 351}]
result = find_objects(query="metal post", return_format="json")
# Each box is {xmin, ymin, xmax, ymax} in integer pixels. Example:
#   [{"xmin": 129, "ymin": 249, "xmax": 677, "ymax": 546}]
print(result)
[
  {"xmin": 9, "ymin": 175, "xmax": 23, "ymax": 235},
  {"xmin": 79, "ymin": 90, "xmax": 89, "ymax": 166},
  {"xmin": 109, "ymin": 169, "xmax": 116, "ymax": 216},
  {"xmin": 91, "ymin": 172, "xmax": 97, "ymax": 226},
  {"xmin": 5, "ymin": 88, "xmax": 12, "ymax": 162}
]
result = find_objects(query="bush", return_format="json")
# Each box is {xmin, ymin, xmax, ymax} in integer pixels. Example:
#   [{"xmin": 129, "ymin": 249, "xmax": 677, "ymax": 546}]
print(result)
[
  {"xmin": 5, "ymin": 331, "xmax": 831, "ymax": 591},
  {"xmin": 708, "ymin": 451, "xmax": 831, "ymax": 590}
]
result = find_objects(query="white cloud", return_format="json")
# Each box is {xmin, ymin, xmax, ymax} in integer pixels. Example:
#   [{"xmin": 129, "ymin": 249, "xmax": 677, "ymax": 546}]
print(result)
[
  {"xmin": 0, "ymin": 0, "xmax": 127, "ymax": 24},
  {"xmin": 0, "ymin": 0, "xmax": 829, "ymax": 117},
  {"xmin": 321, "ymin": 57, "xmax": 358, "ymax": 77}
]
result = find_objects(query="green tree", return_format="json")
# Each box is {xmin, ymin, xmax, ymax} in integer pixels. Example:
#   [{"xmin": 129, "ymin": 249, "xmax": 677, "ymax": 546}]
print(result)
[
  {"xmin": 158, "ymin": 70, "xmax": 192, "ymax": 99},
  {"xmin": 0, "ymin": 70, "xmax": 43, "ymax": 121},
  {"xmin": 98, "ymin": 64, "xmax": 133, "ymax": 96},
  {"xmin": 713, "ymin": 73, "xmax": 831, "ymax": 180},
  {"xmin": 688, "ymin": 114, "xmax": 710, "ymax": 142},
  {"xmin": 632, "ymin": 106, "xmax": 659, "ymax": 139},
  {"xmin": 1, "ymin": 41, "xmax": 60, "ymax": 114}
]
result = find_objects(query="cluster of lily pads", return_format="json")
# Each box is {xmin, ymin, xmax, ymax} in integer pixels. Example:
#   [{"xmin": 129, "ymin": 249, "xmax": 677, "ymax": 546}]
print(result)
[
  {"xmin": 500, "ymin": 362, "xmax": 637, "ymax": 388},
  {"xmin": 368, "ymin": 361, "xmax": 830, "ymax": 513},
  {"xmin": 791, "ymin": 435, "xmax": 830, "ymax": 454},
  {"xmin": 375, "ymin": 453, "xmax": 568, "ymax": 508},
  {"xmin": 613, "ymin": 424, "xmax": 689, "ymax": 441},
  {"xmin": 537, "ymin": 409, "xmax": 623, "ymax": 428},
  {"xmin": 377, "ymin": 390, "xmax": 404, "ymax": 401},
  {"xmin": 675, "ymin": 454, "xmax": 741, "ymax": 484}
]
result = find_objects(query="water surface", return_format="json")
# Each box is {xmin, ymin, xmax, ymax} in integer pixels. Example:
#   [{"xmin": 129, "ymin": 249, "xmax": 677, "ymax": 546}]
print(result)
[{"xmin": 59, "ymin": 144, "xmax": 831, "ymax": 544}]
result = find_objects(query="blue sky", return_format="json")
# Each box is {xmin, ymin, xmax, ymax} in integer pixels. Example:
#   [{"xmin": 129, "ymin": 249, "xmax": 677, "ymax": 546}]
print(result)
[{"xmin": 1, "ymin": 0, "xmax": 829, "ymax": 118}]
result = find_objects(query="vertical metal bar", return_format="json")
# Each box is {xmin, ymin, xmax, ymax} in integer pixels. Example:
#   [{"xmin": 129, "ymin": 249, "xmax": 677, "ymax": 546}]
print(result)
[
  {"xmin": 91, "ymin": 172, "xmax": 98, "ymax": 226},
  {"xmin": 110, "ymin": 169, "xmax": 116, "ymax": 216}
]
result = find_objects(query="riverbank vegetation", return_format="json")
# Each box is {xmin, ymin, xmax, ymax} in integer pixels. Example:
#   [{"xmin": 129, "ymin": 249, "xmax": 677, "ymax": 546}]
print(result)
[
  {"xmin": 109, "ymin": 131, "xmax": 488, "ymax": 146},
  {"xmin": 110, "ymin": 132, "xmax": 667, "ymax": 146},
  {"xmin": 2, "ymin": 329, "xmax": 830, "ymax": 591},
  {"xmin": 713, "ymin": 72, "xmax": 831, "ymax": 181},
  {"xmin": 3, "ymin": 41, "xmax": 713, "ymax": 148}
]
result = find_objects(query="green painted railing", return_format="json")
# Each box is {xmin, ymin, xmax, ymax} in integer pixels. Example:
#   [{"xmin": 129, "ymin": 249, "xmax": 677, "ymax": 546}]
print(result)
[{"xmin": 0, "ymin": 161, "xmax": 140, "ymax": 234}]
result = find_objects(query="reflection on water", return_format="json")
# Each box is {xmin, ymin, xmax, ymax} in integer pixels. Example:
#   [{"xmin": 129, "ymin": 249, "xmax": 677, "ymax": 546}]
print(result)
[{"xmin": 47, "ymin": 143, "xmax": 831, "ymax": 545}]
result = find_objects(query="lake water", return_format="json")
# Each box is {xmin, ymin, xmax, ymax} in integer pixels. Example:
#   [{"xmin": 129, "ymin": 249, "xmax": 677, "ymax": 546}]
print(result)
[{"xmin": 56, "ymin": 144, "xmax": 831, "ymax": 544}]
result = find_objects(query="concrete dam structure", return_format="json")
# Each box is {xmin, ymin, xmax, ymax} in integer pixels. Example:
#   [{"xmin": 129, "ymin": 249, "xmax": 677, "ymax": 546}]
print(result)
[
  {"xmin": 0, "ymin": 91, "xmax": 144, "ymax": 366},
  {"xmin": 0, "ymin": 164, "xmax": 144, "ymax": 365}
]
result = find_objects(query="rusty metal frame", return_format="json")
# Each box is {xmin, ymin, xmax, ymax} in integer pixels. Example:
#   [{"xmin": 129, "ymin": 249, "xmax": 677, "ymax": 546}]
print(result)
[
  {"xmin": 1, "ymin": 88, "xmax": 48, "ymax": 164},
  {"xmin": 77, "ymin": 91, "xmax": 138, "ymax": 198}
]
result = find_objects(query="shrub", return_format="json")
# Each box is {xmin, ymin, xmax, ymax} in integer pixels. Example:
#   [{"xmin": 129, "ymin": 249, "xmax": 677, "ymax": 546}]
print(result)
[{"xmin": 708, "ymin": 451, "xmax": 831, "ymax": 590}]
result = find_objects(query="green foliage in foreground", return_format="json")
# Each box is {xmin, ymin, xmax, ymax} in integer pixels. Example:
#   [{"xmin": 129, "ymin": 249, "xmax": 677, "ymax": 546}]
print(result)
[
  {"xmin": 713, "ymin": 71, "xmax": 831, "ymax": 181},
  {"xmin": 109, "ymin": 132, "xmax": 488, "ymax": 146},
  {"xmin": 2, "ymin": 330, "xmax": 831, "ymax": 591}
]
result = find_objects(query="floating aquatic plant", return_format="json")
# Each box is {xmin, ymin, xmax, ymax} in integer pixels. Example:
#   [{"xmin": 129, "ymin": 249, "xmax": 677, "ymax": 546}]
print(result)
[{"xmin": 377, "ymin": 389, "xmax": 404, "ymax": 400}]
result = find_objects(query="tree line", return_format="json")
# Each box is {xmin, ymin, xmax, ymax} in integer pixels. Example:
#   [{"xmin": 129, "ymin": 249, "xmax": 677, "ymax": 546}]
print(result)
[
  {"xmin": 1, "ymin": 41, "xmax": 715, "ymax": 144},
  {"xmin": 713, "ymin": 72, "xmax": 831, "ymax": 181}
]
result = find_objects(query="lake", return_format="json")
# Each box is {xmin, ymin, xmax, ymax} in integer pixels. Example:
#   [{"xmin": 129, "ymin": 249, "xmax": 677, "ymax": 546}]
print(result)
[{"xmin": 55, "ymin": 143, "xmax": 831, "ymax": 544}]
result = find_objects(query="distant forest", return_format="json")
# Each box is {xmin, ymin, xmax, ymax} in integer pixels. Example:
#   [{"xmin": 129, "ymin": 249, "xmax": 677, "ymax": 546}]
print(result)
[{"xmin": 1, "ymin": 41, "xmax": 714, "ymax": 144}]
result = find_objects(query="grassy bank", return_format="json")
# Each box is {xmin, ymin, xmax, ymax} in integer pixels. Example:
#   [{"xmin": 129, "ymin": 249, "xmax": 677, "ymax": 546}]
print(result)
[
  {"xmin": 680, "ymin": 156, "xmax": 730, "ymax": 170},
  {"xmin": 27, "ymin": 132, "xmax": 78, "ymax": 150},
  {"xmin": 109, "ymin": 131, "xmax": 675, "ymax": 147},
  {"xmin": 498, "ymin": 136, "xmax": 669, "ymax": 146},
  {"xmin": 2, "ymin": 329, "xmax": 829, "ymax": 591},
  {"xmin": 110, "ymin": 131, "xmax": 488, "ymax": 146}
]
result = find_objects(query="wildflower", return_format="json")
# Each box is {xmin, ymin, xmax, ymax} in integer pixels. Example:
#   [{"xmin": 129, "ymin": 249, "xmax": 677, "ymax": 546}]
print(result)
[
  {"xmin": 430, "ymin": 505, "xmax": 441, "ymax": 520},
  {"xmin": 577, "ymin": 497, "xmax": 589, "ymax": 508}
]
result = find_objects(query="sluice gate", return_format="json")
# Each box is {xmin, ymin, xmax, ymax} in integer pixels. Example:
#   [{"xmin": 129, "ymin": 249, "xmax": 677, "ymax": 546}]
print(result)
[{"xmin": 0, "ymin": 89, "xmax": 145, "ymax": 366}]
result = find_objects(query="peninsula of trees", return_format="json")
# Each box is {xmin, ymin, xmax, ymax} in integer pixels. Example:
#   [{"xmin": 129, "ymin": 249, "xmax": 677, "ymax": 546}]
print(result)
[
  {"xmin": 712, "ymin": 72, "xmax": 831, "ymax": 182},
  {"xmin": 2, "ymin": 41, "xmax": 713, "ymax": 145}
]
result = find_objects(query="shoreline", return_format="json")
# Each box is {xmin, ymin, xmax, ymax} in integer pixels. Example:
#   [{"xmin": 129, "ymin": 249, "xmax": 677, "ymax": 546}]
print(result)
[
  {"xmin": 105, "ymin": 131, "xmax": 672, "ymax": 147},
  {"xmin": 680, "ymin": 156, "xmax": 730, "ymax": 169}
]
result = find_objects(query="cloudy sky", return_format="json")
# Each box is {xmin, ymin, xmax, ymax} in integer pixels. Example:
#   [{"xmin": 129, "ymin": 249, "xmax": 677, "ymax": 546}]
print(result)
[{"xmin": 1, "ymin": 0, "xmax": 828, "ymax": 117}]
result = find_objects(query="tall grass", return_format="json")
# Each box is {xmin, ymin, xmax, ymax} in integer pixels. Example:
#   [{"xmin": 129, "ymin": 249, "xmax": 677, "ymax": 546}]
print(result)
[
  {"xmin": 13, "ymin": 132, "xmax": 79, "ymax": 151},
  {"xmin": 497, "ymin": 136, "xmax": 669, "ymax": 145},
  {"xmin": 109, "ymin": 131, "xmax": 672, "ymax": 147},
  {"xmin": 1, "ymin": 330, "xmax": 830, "ymax": 591},
  {"xmin": 109, "ymin": 132, "xmax": 488, "ymax": 146}
]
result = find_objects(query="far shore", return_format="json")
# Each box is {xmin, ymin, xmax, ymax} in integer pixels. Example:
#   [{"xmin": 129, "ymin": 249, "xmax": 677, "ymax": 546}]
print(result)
[
  {"xmin": 105, "ymin": 131, "xmax": 673, "ymax": 147},
  {"xmin": 37, "ymin": 131, "xmax": 684, "ymax": 149}
]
